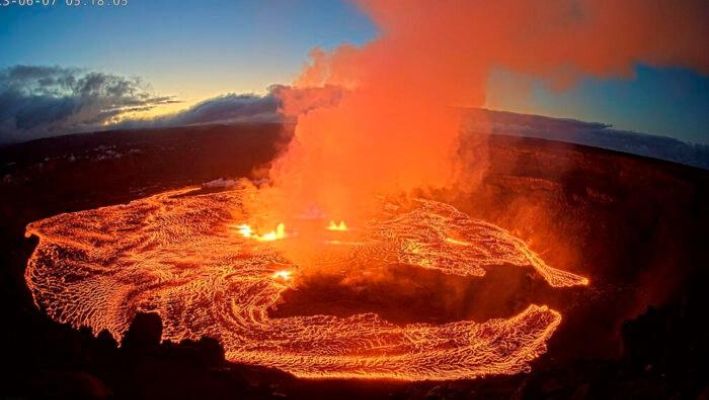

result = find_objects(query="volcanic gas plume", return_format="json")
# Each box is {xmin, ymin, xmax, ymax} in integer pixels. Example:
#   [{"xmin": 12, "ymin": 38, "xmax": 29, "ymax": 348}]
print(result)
[
  {"xmin": 266, "ymin": 0, "xmax": 709, "ymax": 224},
  {"xmin": 26, "ymin": 184, "xmax": 586, "ymax": 380}
]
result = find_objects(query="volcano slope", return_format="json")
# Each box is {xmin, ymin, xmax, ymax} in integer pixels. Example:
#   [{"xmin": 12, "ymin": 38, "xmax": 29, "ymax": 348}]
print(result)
[{"xmin": 1, "ymin": 123, "xmax": 707, "ymax": 399}]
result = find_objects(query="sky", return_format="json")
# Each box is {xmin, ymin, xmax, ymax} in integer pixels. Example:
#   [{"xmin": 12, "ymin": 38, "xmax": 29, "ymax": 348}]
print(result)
[
  {"xmin": 1, "ymin": 0, "xmax": 707, "ymax": 144},
  {"xmin": 486, "ymin": 66, "xmax": 709, "ymax": 144},
  {"xmin": 0, "ymin": 0, "xmax": 377, "ymax": 106}
]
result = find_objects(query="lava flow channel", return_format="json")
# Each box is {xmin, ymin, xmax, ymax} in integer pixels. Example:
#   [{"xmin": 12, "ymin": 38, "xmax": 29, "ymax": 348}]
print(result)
[{"xmin": 24, "ymin": 185, "xmax": 587, "ymax": 380}]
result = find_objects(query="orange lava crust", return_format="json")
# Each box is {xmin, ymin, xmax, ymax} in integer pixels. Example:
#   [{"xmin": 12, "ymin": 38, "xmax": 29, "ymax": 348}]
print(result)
[{"xmin": 25, "ymin": 185, "xmax": 586, "ymax": 380}]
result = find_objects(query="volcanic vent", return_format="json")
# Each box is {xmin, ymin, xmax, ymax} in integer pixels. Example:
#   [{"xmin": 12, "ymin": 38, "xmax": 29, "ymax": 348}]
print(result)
[{"xmin": 25, "ymin": 182, "xmax": 587, "ymax": 380}]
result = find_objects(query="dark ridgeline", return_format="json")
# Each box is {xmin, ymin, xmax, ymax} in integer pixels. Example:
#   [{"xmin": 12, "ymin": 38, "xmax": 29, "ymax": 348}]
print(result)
[{"xmin": 0, "ymin": 123, "xmax": 707, "ymax": 399}]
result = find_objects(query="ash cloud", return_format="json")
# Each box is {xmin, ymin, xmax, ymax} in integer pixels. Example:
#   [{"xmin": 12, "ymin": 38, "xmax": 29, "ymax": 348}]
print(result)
[{"xmin": 0, "ymin": 65, "xmax": 177, "ymax": 144}]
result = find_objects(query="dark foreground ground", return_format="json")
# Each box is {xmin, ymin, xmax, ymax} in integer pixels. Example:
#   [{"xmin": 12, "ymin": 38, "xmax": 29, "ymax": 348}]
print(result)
[{"xmin": 1, "ymin": 123, "xmax": 708, "ymax": 399}]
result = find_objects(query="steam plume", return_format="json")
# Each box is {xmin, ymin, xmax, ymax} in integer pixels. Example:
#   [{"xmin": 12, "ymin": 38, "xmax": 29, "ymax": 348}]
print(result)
[{"xmin": 267, "ymin": 0, "xmax": 709, "ymax": 221}]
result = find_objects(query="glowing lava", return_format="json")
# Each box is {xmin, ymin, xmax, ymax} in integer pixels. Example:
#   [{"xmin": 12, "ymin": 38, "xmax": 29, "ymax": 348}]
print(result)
[
  {"xmin": 327, "ymin": 220, "xmax": 348, "ymax": 231},
  {"xmin": 25, "ymin": 184, "xmax": 587, "ymax": 380},
  {"xmin": 236, "ymin": 222, "xmax": 286, "ymax": 242},
  {"xmin": 272, "ymin": 269, "xmax": 293, "ymax": 281}
]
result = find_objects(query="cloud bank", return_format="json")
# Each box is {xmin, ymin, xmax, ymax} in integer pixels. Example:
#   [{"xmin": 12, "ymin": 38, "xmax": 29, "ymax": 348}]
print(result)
[
  {"xmin": 0, "ymin": 67, "xmax": 347, "ymax": 144},
  {"xmin": 118, "ymin": 84, "xmax": 344, "ymax": 129},
  {"xmin": 118, "ymin": 92, "xmax": 281, "ymax": 130},
  {"xmin": 0, "ymin": 66, "xmax": 178, "ymax": 143}
]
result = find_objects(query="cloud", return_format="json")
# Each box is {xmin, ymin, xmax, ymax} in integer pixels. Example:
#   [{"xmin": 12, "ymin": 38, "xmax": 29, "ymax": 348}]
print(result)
[
  {"xmin": 120, "ymin": 90, "xmax": 282, "ymax": 130},
  {"xmin": 118, "ymin": 84, "xmax": 345, "ymax": 130},
  {"xmin": 0, "ymin": 65, "xmax": 348, "ymax": 144},
  {"xmin": 0, "ymin": 65, "xmax": 177, "ymax": 144}
]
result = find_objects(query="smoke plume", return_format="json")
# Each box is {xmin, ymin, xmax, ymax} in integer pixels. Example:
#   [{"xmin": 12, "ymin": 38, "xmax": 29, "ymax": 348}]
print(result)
[{"xmin": 266, "ymin": 0, "xmax": 709, "ymax": 222}]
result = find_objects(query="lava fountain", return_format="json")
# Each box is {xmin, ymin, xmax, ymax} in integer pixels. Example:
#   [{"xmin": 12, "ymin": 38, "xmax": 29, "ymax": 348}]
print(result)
[{"xmin": 25, "ymin": 182, "xmax": 586, "ymax": 380}]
